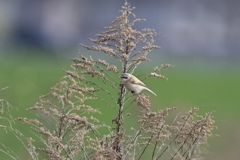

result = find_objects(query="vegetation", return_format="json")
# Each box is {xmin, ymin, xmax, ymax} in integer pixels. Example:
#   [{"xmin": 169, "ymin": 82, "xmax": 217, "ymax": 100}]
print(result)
[{"xmin": 0, "ymin": 1, "xmax": 218, "ymax": 160}]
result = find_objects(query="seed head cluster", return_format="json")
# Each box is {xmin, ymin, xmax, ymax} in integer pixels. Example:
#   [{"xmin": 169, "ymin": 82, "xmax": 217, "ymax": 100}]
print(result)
[{"xmin": 0, "ymin": 1, "xmax": 215, "ymax": 160}]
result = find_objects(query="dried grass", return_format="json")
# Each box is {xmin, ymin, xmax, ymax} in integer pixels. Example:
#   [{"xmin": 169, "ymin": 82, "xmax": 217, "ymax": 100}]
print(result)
[{"xmin": 0, "ymin": 1, "xmax": 215, "ymax": 160}]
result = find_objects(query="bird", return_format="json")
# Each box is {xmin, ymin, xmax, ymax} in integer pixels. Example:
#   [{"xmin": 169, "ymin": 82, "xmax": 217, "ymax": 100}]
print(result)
[{"xmin": 120, "ymin": 73, "xmax": 157, "ymax": 96}]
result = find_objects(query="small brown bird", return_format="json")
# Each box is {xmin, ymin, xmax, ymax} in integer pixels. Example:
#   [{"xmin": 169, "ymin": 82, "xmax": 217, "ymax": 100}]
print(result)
[{"xmin": 120, "ymin": 73, "xmax": 157, "ymax": 96}]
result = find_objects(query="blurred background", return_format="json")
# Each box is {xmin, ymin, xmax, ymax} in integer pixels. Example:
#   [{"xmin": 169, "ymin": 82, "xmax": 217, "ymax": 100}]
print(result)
[{"xmin": 0, "ymin": 0, "xmax": 240, "ymax": 159}]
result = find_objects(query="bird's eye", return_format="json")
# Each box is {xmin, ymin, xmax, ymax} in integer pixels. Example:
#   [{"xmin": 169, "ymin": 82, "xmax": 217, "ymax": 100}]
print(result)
[{"xmin": 121, "ymin": 76, "xmax": 128, "ymax": 79}]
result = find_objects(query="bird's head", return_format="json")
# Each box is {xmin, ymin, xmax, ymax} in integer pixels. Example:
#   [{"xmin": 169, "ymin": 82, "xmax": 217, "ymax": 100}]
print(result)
[{"xmin": 120, "ymin": 73, "xmax": 131, "ymax": 83}]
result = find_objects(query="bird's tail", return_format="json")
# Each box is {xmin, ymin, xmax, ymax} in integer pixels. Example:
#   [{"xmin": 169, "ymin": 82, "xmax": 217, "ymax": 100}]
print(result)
[{"xmin": 145, "ymin": 87, "xmax": 157, "ymax": 96}]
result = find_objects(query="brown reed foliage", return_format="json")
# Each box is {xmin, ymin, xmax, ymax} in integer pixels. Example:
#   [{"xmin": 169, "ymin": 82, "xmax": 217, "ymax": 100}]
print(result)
[{"xmin": 0, "ymin": 1, "xmax": 215, "ymax": 160}]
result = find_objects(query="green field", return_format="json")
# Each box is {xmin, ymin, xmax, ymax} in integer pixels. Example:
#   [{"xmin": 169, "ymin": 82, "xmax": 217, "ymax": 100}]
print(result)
[{"xmin": 0, "ymin": 53, "xmax": 240, "ymax": 159}]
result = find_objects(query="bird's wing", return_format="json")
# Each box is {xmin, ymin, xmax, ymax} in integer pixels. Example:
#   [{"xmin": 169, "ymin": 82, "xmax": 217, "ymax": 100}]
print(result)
[{"xmin": 130, "ymin": 77, "xmax": 146, "ymax": 87}]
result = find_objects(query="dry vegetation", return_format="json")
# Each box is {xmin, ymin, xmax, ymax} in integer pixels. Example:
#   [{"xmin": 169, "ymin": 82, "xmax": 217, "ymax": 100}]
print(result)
[{"xmin": 0, "ymin": 1, "xmax": 215, "ymax": 160}]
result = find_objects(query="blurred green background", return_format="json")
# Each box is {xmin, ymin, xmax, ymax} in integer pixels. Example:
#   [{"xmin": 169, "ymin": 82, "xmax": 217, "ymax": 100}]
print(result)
[
  {"xmin": 1, "ymin": 51, "xmax": 239, "ymax": 159},
  {"xmin": 1, "ymin": 0, "xmax": 240, "ymax": 159}
]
